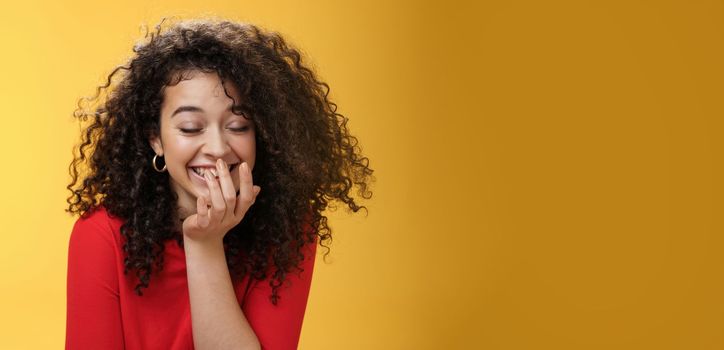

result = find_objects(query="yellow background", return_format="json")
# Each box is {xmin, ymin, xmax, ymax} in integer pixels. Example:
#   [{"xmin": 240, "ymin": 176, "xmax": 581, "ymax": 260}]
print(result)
[{"xmin": 0, "ymin": 0, "xmax": 722, "ymax": 349}]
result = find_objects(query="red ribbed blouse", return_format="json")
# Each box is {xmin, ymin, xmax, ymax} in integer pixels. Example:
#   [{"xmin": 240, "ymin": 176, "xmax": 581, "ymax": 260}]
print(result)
[{"xmin": 65, "ymin": 206, "xmax": 316, "ymax": 349}]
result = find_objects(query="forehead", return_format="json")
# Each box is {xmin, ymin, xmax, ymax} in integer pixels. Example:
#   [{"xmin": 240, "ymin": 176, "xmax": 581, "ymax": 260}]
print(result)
[{"xmin": 161, "ymin": 70, "xmax": 242, "ymax": 109}]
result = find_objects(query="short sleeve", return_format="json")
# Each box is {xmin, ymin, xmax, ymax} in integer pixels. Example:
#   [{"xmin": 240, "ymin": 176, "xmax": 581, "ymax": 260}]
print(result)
[
  {"xmin": 242, "ymin": 237, "xmax": 318, "ymax": 350},
  {"xmin": 65, "ymin": 210, "xmax": 125, "ymax": 350}
]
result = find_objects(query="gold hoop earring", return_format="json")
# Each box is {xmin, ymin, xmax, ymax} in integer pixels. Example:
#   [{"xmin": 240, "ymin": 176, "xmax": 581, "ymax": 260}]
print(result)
[{"xmin": 152, "ymin": 154, "xmax": 167, "ymax": 172}]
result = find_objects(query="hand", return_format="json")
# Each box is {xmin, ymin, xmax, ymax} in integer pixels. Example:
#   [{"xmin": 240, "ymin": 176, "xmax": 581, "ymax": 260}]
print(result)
[{"xmin": 182, "ymin": 159, "xmax": 261, "ymax": 245}]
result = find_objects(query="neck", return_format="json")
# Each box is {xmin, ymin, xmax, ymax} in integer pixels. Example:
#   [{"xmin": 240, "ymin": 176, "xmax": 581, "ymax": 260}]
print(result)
[{"xmin": 170, "ymin": 180, "xmax": 198, "ymax": 228}]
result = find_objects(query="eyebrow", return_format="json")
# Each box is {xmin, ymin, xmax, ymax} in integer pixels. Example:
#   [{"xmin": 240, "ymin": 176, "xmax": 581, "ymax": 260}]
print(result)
[
  {"xmin": 171, "ymin": 105, "xmax": 205, "ymax": 117},
  {"xmin": 171, "ymin": 105, "xmax": 242, "ymax": 118}
]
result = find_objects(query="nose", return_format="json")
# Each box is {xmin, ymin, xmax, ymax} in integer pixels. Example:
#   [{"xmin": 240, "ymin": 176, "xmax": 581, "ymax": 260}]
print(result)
[{"xmin": 202, "ymin": 127, "xmax": 232, "ymax": 158}]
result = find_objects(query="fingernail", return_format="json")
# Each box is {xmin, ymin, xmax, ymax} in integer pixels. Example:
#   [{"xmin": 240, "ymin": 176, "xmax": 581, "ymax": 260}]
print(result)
[{"xmin": 242, "ymin": 162, "xmax": 248, "ymax": 173}]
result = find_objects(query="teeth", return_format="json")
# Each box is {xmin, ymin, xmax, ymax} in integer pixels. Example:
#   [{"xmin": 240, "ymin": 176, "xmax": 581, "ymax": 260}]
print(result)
[
  {"xmin": 192, "ymin": 167, "xmax": 218, "ymax": 177},
  {"xmin": 191, "ymin": 163, "xmax": 237, "ymax": 177}
]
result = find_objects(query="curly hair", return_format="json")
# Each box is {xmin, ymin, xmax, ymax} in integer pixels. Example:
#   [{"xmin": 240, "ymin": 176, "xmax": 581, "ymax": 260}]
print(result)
[{"xmin": 65, "ymin": 17, "xmax": 374, "ymax": 304}]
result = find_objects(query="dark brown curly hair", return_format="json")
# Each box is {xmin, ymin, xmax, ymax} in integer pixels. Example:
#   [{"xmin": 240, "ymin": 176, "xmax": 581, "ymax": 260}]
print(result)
[{"xmin": 65, "ymin": 17, "xmax": 374, "ymax": 304}]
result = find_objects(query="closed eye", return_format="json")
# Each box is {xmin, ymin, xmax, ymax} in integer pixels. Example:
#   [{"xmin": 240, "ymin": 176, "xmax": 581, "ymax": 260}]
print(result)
[
  {"xmin": 179, "ymin": 126, "xmax": 250, "ymax": 134},
  {"xmin": 229, "ymin": 126, "xmax": 250, "ymax": 132}
]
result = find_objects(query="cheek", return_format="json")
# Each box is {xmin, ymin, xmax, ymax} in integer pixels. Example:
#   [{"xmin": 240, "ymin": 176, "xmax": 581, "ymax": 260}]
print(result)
[
  {"xmin": 163, "ymin": 139, "xmax": 197, "ymax": 164},
  {"xmin": 232, "ymin": 137, "xmax": 256, "ymax": 159},
  {"xmin": 166, "ymin": 164, "xmax": 191, "ymax": 184},
  {"xmin": 247, "ymin": 133, "xmax": 257, "ymax": 156}
]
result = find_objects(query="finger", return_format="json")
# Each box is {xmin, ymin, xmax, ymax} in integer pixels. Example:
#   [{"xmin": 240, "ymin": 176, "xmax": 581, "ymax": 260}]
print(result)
[
  {"xmin": 216, "ymin": 159, "xmax": 237, "ymax": 219},
  {"xmin": 251, "ymin": 186, "xmax": 261, "ymax": 206},
  {"xmin": 234, "ymin": 162, "xmax": 255, "ymax": 217},
  {"xmin": 204, "ymin": 170, "xmax": 226, "ymax": 222},
  {"xmin": 196, "ymin": 195, "xmax": 210, "ymax": 227}
]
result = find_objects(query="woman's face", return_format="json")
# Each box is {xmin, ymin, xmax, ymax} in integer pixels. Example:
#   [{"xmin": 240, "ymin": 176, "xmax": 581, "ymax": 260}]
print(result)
[{"xmin": 149, "ymin": 70, "xmax": 256, "ymax": 214}]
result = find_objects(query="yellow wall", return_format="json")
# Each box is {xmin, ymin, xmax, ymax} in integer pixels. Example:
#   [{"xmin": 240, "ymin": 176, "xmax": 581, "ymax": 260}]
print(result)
[{"xmin": 0, "ymin": 0, "xmax": 722, "ymax": 349}]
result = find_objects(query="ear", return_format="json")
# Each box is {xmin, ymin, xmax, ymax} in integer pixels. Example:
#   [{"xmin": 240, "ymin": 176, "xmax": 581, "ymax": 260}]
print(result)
[{"xmin": 149, "ymin": 136, "xmax": 163, "ymax": 156}]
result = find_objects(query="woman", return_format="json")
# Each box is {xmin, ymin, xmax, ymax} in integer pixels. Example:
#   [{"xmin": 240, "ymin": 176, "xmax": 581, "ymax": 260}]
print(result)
[{"xmin": 65, "ymin": 17, "xmax": 373, "ymax": 349}]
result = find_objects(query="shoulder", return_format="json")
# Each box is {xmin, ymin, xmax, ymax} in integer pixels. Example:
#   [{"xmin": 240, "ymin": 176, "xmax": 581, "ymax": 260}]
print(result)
[
  {"xmin": 69, "ymin": 205, "xmax": 124, "ymax": 250},
  {"xmin": 76, "ymin": 205, "xmax": 124, "ymax": 228}
]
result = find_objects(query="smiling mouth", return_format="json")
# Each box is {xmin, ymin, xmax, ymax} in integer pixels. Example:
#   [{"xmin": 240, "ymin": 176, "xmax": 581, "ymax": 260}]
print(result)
[{"xmin": 190, "ymin": 163, "xmax": 239, "ymax": 177}]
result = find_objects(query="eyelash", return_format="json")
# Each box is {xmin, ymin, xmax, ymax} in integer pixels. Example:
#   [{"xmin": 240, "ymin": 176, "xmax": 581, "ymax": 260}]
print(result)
[{"xmin": 180, "ymin": 126, "xmax": 250, "ymax": 134}]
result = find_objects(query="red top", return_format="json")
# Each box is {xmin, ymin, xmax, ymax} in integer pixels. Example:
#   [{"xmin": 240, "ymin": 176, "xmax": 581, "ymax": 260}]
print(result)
[{"xmin": 66, "ymin": 206, "xmax": 317, "ymax": 350}]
